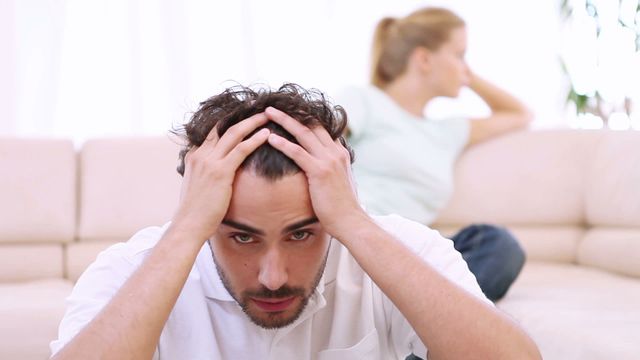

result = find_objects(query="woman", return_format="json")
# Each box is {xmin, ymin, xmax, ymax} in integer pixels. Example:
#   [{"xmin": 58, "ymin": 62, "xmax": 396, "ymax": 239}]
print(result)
[{"xmin": 340, "ymin": 7, "xmax": 531, "ymax": 302}]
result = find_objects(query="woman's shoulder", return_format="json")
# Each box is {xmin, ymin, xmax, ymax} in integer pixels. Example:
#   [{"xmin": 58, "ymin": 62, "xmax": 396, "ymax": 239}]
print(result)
[
  {"xmin": 334, "ymin": 85, "xmax": 381, "ymax": 137},
  {"xmin": 334, "ymin": 85, "xmax": 387, "ymax": 106}
]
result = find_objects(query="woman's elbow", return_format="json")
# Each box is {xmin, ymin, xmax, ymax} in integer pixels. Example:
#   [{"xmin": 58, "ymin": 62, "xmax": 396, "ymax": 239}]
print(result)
[{"xmin": 518, "ymin": 108, "xmax": 534, "ymax": 127}]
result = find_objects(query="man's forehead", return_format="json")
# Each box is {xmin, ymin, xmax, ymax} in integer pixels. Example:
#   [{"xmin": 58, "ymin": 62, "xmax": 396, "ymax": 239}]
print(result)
[
  {"xmin": 232, "ymin": 168, "xmax": 309, "ymax": 192},
  {"xmin": 227, "ymin": 169, "xmax": 315, "ymax": 229}
]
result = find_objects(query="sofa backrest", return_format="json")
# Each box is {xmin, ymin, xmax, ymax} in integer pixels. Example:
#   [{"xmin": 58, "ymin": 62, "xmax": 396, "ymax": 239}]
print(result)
[
  {"xmin": 67, "ymin": 136, "xmax": 182, "ymax": 280},
  {"xmin": 3, "ymin": 130, "xmax": 639, "ymax": 283},
  {"xmin": 434, "ymin": 129, "xmax": 640, "ymax": 278},
  {"xmin": 0, "ymin": 138, "xmax": 75, "ymax": 282},
  {"xmin": 77, "ymin": 136, "xmax": 182, "ymax": 242},
  {"xmin": 580, "ymin": 131, "xmax": 640, "ymax": 277}
]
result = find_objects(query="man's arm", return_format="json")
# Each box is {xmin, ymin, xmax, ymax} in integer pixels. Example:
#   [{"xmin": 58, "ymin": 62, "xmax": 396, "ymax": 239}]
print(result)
[
  {"xmin": 52, "ymin": 225, "xmax": 208, "ymax": 360},
  {"xmin": 331, "ymin": 215, "xmax": 539, "ymax": 360},
  {"xmin": 264, "ymin": 106, "xmax": 541, "ymax": 360},
  {"xmin": 52, "ymin": 115, "xmax": 270, "ymax": 360}
]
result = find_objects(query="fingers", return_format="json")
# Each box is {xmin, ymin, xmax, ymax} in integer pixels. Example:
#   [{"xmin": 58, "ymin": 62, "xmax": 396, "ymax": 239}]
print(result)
[
  {"xmin": 311, "ymin": 126, "xmax": 334, "ymax": 146},
  {"xmin": 190, "ymin": 106, "xmax": 343, "ymax": 177},
  {"xmin": 334, "ymin": 139, "xmax": 352, "ymax": 165},
  {"xmin": 225, "ymin": 128, "xmax": 271, "ymax": 169},
  {"xmin": 204, "ymin": 123, "xmax": 220, "ymax": 144},
  {"xmin": 267, "ymin": 133, "xmax": 315, "ymax": 171},
  {"xmin": 205, "ymin": 112, "xmax": 269, "ymax": 156},
  {"xmin": 184, "ymin": 147, "xmax": 197, "ymax": 161},
  {"xmin": 265, "ymin": 107, "xmax": 326, "ymax": 154}
]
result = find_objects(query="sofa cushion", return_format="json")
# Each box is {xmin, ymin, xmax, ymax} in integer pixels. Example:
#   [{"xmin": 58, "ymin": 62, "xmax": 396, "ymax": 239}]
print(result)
[
  {"xmin": 435, "ymin": 225, "xmax": 584, "ymax": 263},
  {"xmin": 0, "ymin": 279, "xmax": 73, "ymax": 360},
  {"xmin": 585, "ymin": 131, "xmax": 640, "ymax": 227},
  {"xmin": 78, "ymin": 136, "xmax": 182, "ymax": 241},
  {"xmin": 578, "ymin": 228, "xmax": 640, "ymax": 278},
  {"xmin": 508, "ymin": 226, "xmax": 583, "ymax": 263},
  {"xmin": 0, "ymin": 244, "xmax": 64, "ymax": 282},
  {"xmin": 499, "ymin": 262, "xmax": 640, "ymax": 360},
  {"xmin": 435, "ymin": 130, "xmax": 603, "ymax": 226},
  {"xmin": 0, "ymin": 138, "xmax": 75, "ymax": 243}
]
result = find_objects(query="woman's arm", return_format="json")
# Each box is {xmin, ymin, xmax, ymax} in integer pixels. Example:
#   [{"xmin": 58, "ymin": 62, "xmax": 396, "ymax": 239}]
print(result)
[{"xmin": 468, "ymin": 73, "xmax": 533, "ymax": 145}]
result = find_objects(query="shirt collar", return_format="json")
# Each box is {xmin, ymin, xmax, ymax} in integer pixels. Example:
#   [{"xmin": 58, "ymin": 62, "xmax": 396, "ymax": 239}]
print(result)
[{"xmin": 196, "ymin": 243, "xmax": 235, "ymax": 302}]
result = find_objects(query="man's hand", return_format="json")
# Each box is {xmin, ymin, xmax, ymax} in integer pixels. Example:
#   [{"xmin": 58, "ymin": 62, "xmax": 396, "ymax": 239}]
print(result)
[
  {"xmin": 172, "ymin": 113, "xmax": 270, "ymax": 242},
  {"xmin": 264, "ymin": 106, "xmax": 368, "ymax": 239}
]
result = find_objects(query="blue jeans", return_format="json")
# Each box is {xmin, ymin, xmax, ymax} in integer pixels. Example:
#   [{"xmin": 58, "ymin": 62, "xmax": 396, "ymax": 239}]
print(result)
[
  {"xmin": 405, "ymin": 225, "xmax": 525, "ymax": 359},
  {"xmin": 451, "ymin": 224, "xmax": 525, "ymax": 302}
]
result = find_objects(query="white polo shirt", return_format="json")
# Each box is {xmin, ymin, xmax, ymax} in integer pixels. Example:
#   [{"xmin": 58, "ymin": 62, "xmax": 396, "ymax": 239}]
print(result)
[{"xmin": 51, "ymin": 214, "xmax": 489, "ymax": 359}]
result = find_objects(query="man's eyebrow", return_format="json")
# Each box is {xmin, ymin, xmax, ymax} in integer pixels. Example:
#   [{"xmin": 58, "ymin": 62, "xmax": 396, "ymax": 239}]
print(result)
[
  {"xmin": 282, "ymin": 217, "xmax": 319, "ymax": 234},
  {"xmin": 221, "ymin": 217, "xmax": 319, "ymax": 236},
  {"xmin": 221, "ymin": 220, "xmax": 266, "ymax": 235}
]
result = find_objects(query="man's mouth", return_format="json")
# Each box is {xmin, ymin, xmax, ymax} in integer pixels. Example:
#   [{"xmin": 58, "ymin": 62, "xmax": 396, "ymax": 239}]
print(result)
[{"xmin": 250, "ymin": 296, "xmax": 296, "ymax": 312}]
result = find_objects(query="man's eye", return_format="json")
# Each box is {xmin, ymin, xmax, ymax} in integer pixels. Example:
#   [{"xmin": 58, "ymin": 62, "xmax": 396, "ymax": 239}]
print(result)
[
  {"xmin": 232, "ymin": 234, "xmax": 254, "ymax": 244},
  {"xmin": 290, "ymin": 231, "xmax": 310, "ymax": 241}
]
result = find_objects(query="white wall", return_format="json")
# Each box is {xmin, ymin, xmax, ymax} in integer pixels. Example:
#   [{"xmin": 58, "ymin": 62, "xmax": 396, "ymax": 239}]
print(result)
[{"xmin": 1, "ymin": 0, "xmax": 568, "ymax": 141}]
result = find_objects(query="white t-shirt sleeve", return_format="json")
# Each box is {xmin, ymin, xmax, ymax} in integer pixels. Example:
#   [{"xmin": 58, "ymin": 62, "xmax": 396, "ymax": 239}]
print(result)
[
  {"xmin": 49, "ymin": 226, "xmax": 164, "ymax": 357},
  {"xmin": 442, "ymin": 117, "xmax": 471, "ymax": 154},
  {"xmin": 374, "ymin": 215, "xmax": 490, "ymax": 358},
  {"xmin": 333, "ymin": 86, "xmax": 369, "ymax": 141}
]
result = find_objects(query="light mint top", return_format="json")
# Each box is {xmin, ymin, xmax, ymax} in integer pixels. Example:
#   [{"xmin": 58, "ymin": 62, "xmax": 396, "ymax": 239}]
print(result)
[{"xmin": 337, "ymin": 86, "xmax": 470, "ymax": 224}]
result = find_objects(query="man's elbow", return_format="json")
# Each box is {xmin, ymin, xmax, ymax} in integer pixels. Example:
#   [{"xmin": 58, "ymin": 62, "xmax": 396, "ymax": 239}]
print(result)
[
  {"xmin": 507, "ymin": 335, "xmax": 542, "ymax": 360},
  {"xmin": 519, "ymin": 346, "xmax": 543, "ymax": 360}
]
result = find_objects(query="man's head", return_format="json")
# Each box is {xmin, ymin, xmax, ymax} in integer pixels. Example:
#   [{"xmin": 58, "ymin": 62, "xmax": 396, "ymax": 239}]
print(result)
[
  {"xmin": 173, "ymin": 84, "xmax": 352, "ymax": 329},
  {"xmin": 175, "ymin": 83, "xmax": 353, "ymax": 178}
]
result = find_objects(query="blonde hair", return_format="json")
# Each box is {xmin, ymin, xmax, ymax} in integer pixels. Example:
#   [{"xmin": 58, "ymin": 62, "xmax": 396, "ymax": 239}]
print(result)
[{"xmin": 370, "ymin": 7, "xmax": 465, "ymax": 88}]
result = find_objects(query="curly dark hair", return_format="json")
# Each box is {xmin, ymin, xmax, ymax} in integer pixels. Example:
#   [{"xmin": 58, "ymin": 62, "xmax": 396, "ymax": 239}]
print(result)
[{"xmin": 173, "ymin": 83, "xmax": 354, "ymax": 180}]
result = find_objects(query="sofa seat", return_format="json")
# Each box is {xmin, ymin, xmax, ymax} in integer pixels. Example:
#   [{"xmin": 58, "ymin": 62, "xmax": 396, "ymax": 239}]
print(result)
[
  {"xmin": 0, "ymin": 279, "xmax": 73, "ymax": 359},
  {"xmin": 499, "ymin": 262, "xmax": 640, "ymax": 360}
]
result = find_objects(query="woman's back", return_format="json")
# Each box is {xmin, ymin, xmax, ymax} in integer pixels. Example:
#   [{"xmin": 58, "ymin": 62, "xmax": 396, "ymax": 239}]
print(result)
[{"xmin": 340, "ymin": 85, "xmax": 469, "ymax": 224}]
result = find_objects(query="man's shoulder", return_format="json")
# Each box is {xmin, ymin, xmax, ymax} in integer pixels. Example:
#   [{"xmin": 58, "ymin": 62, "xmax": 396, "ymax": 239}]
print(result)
[
  {"xmin": 371, "ymin": 213, "xmax": 438, "ymax": 238},
  {"xmin": 370, "ymin": 214, "xmax": 447, "ymax": 254},
  {"xmin": 98, "ymin": 223, "xmax": 170, "ymax": 264}
]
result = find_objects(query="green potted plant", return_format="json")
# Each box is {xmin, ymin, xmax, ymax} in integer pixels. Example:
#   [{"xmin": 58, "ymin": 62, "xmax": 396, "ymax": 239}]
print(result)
[{"xmin": 559, "ymin": 0, "xmax": 640, "ymax": 129}]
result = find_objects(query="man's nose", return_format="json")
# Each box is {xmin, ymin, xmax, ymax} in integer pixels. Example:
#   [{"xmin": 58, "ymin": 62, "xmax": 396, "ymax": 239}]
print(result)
[{"xmin": 258, "ymin": 248, "xmax": 288, "ymax": 291}]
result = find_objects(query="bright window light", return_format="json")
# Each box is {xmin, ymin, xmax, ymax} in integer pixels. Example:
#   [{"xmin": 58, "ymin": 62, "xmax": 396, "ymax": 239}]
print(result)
[{"xmin": 608, "ymin": 112, "xmax": 631, "ymax": 130}]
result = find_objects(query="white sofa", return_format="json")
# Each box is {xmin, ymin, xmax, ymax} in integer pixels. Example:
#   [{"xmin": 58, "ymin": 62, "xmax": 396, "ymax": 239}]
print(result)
[
  {"xmin": 1, "ymin": 129, "xmax": 639, "ymax": 359},
  {"xmin": 434, "ymin": 130, "xmax": 640, "ymax": 359}
]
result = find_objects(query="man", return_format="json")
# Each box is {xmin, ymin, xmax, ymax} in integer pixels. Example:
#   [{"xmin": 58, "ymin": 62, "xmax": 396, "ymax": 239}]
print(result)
[{"xmin": 50, "ymin": 84, "xmax": 540, "ymax": 359}]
